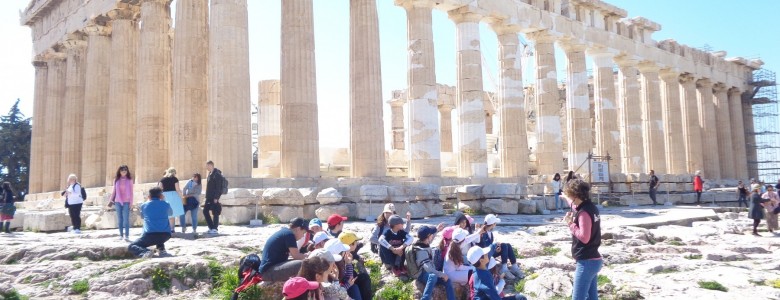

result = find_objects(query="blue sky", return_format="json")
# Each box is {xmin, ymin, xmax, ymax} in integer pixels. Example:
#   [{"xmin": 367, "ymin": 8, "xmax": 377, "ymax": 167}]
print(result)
[{"xmin": 0, "ymin": 0, "xmax": 777, "ymax": 149}]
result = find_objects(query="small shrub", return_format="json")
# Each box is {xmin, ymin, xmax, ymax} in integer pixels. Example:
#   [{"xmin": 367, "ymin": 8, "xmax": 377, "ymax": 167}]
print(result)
[
  {"xmin": 684, "ymin": 254, "xmax": 702, "ymax": 260},
  {"xmin": 513, "ymin": 247, "xmax": 523, "ymax": 259},
  {"xmin": 376, "ymin": 280, "xmax": 414, "ymax": 300},
  {"xmin": 768, "ymin": 279, "xmax": 780, "ymax": 289},
  {"xmin": 667, "ymin": 240, "xmax": 685, "ymax": 246},
  {"xmin": 365, "ymin": 259, "xmax": 383, "ymax": 294},
  {"xmin": 206, "ymin": 258, "xmax": 225, "ymax": 283},
  {"xmin": 655, "ymin": 267, "xmax": 679, "ymax": 274},
  {"xmin": 0, "ymin": 289, "xmax": 29, "ymax": 300},
  {"xmin": 698, "ymin": 280, "xmax": 728, "ymax": 292},
  {"xmin": 151, "ymin": 268, "xmax": 172, "ymax": 294},
  {"xmin": 748, "ymin": 279, "xmax": 766, "ymax": 286},
  {"xmin": 597, "ymin": 274, "xmax": 611, "ymax": 287},
  {"xmin": 72, "ymin": 279, "xmax": 89, "ymax": 295},
  {"xmin": 212, "ymin": 266, "xmax": 267, "ymax": 300},
  {"xmin": 259, "ymin": 213, "xmax": 280, "ymax": 225},
  {"xmin": 542, "ymin": 247, "xmax": 561, "ymax": 256},
  {"xmin": 536, "ymin": 231, "xmax": 547, "ymax": 236},
  {"xmin": 514, "ymin": 273, "xmax": 537, "ymax": 293}
]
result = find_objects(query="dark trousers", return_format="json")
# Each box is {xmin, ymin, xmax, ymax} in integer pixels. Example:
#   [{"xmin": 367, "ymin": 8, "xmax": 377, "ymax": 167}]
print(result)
[
  {"xmin": 203, "ymin": 199, "xmax": 220, "ymax": 230},
  {"xmin": 259, "ymin": 260, "xmax": 303, "ymax": 282},
  {"xmin": 128, "ymin": 232, "xmax": 171, "ymax": 256},
  {"xmin": 696, "ymin": 190, "xmax": 702, "ymax": 203},
  {"xmin": 738, "ymin": 194, "xmax": 748, "ymax": 207},
  {"xmin": 649, "ymin": 188, "xmax": 658, "ymax": 204},
  {"xmin": 379, "ymin": 246, "xmax": 404, "ymax": 268},
  {"xmin": 354, "ymin": 272, "xmax": 372, "ymax": 300},
  {"xmin": 68, "ymin": 203, "xmax": 83, "ymax": 230},
  {"xmin": 490, "ymin": 242, "xmax": 517, "ymax": 264}
]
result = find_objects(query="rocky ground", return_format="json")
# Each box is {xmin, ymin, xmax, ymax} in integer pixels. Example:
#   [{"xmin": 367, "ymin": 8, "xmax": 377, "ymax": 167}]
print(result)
[{"xmin": 1, "ymin": 206, "xmax": 779, "ymax": 300}]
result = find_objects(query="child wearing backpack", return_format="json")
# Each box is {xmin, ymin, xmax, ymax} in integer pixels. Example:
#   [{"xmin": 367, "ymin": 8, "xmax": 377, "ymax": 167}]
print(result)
[
  {"xmin": 378, "ymin": 215, "xmax": 413, "ymax": 276},
  {"xmin": 411, "ymin": 225, "xmax": 456, "ymax": 300}
]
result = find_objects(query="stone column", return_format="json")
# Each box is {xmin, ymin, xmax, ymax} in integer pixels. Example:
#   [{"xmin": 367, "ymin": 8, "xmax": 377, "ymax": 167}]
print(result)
[
  {"xmin": 742, "ymin": 99, "xmax": 758, "ymax": 179},
  {"xmin": 528, "ymin": 32, "xmax": 563, "ymax": 176},
  {"xmin": 258, "ymin": 80, "xmax": 281, "ymax": 177},
  {"xmin": 29, "ymin": 59, "xmax": 48, "ymax": 193},
  {"xmin": 42, "ymin": 53, "xmax": 66, "ymax": 192},
  {"xmin": 439, "ymin": 104, "xmax": 454, "ymax": 152},
  {"xmin": 60, "ymin": 35, "xmax": 87, "ymax": 185},
  {"xmin": 350, "ymin": 0, "xmax": 386, "ymax": 178},
  {"xmin": 615, "ymin": 58, "xmax": 644, "ymax": 173},
  {"xmin": 136, "ymin": 0, "xmax": 172, "ymax": 183},
  {"xmin": 81, "ymin": 25, "xmax": 112, "ymax": 187},
  {"xmin": 560, "ymin": 42, "xmax": 590, "ymax": 171},
  {"xmin": 679, "ymin": 74, "xmax": 703, "ymax": 173},
  {"xmin": 495, "ymin": 28, "xmax": 527, "ymax": 180},
  {"xmin": 697, "ymin": 79, "xmax": 720, "ymax": 179},
  {"xmin": 210, "ymin": 0, "xmax": 252, "ymax": 178},
  {"xmin": 388, "ymin": 98, "xmax": 405, "ymax": 150},
  {"xmin": 590, "ymin": 51, "xmax": 621, "ymax": 173},
  {"xmin": 714, "ymin": 83, "xmax": 734, "ymax": 179},
  {"xmin": 172, "ymin": 0, "xmax": 208, "ymax": 177},
  {"xmin": 106, "ymin": 7, "xmax": 139, "ymax": 186},
  {"xmin": 450, "ymin": 11, "xmax": 488, "ymax": 178},
  {"xmin": 280, "ymin": 0, "xmax": 320, "ymax": 178},
  {"xmin": 400, "ymin": 2, "xmax": 440, "ymax": 177},
  {"xmin": 638, "ymin": 62, "xmax": 666, "ymax": 173},
  {"xmin": 659, "ymin": 69, "xmax": 686, "ymax": 174},
  {"xmin": 728, "ymin": 88, "xmax": 748, "ymax": 179}
]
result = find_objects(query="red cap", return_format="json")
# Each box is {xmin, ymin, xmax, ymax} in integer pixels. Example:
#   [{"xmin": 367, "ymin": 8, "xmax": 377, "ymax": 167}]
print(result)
[
  {"xmin": 327, "ymin": 214, "xmax": 348, "ymax": 227},
  {"xmin": 283, "ymin": 277, "xmax": 319, "ymax": 298}
]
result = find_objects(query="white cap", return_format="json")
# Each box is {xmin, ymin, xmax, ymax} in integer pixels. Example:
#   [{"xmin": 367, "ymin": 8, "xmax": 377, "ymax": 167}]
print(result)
[
  {"xmin": 487, "ymin": 257, "xmax": 498, "ymax": 269},
  {"xmin": 383, "ymin": 203, "xmax": 395, "ymax": 213},
  {"xmin": 313, "ymin": 232, "xmax": 331, "ymax": 245},
  {"xmin": 452, "ymin": 228, "xmax": 468, "ymax": 243},
  {"xmin": 309, "ymin": 249, "xmax": 340, "ymax": 263},
  {"xmin": 467, "ymin": 246, "xmax": 492, "ymax": 265},
  {"xmin": 324, "ymin": 239, "xmax": 350, "ymax": 261},
  {"xmin": 484, "ymin": 214, "xmax": 501, "ymax": 225}
]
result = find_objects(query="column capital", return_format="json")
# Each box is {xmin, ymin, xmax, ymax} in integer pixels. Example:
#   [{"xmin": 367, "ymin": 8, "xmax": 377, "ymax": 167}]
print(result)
[
  {"xmin": 32, "ymin": 60, "xmax": 47, "ymax": 69},
  {"xmin": 712, "ymin": 82, "xmax": 728, "ymax": 93},
  {"xmin": 678, "ymin": 73, "xmax": 695, "ymax": 85},
  {"xmin": 557, "ymin": 40, "xmax": 587, "ymax": 53},
  {"xmin": 696, "ymin": 78, "xmax": 712, "ymax": 88},
  {"xmin": 393, "ymin": 0, "xmax": 434, "ymax": 9},
  {"xmin": 43, "ymin": 50, "xmax": 67, "ymax": 62},
  {"xmin": 659, "ymin": 68, "xmax": 680, "ymax": 81},
  {"xmin": 613, "ymin": 55, "xmax": 638, "ymax": 67},
  {"xmin": 728, "ymin": 87, "xmax": 742, "ymax": 97},
  {"xmin": 139, "ymin": 0, "xmax": 173, "ymax": 5},
  {"xmin": 490, "ymin": 24, "xmax": 521, "ymax": 36},
  {"xmin": 637, "ymin": 61, "xmax": 660, "ymax": 73},
  {"xmin": 84, "ymin": 24, "xmax": 111, "ymax": 36},
  {"xmin": 439, "ymin": 103, "xmax": 454, "ymax": 111},
  {"xmin": 448, "ymin": 10, "xmax": 483, "ymax": 24},
  {"xmin": 525, "ymin": 30, "xmax": 556, "ymax": 43},
  {"xmin": 107, "ymin": 5, "xmax": 140, "ymax": 21},
  {"xmin": 387, "ymin": 98, "xmax": 406, "ymax": 106},
  {"xmin": 61, "ymin": 33, "xmax": 87, "ymax": 50}
]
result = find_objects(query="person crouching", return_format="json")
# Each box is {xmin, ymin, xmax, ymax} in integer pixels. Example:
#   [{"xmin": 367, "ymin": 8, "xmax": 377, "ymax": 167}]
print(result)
[{"xmin": 128, "ymin": 187, "xmax": 172, "ymax": 258}]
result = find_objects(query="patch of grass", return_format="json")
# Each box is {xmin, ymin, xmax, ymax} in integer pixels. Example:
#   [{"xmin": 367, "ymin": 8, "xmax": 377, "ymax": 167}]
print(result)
[
  {"xmin": 512, "ymin": 247, "xmax": 524, "ymax": 259},
  {"xmin": 365, "ymin": 259, "xmax": 383, "ymax": 294},
  {"xmin": 4, "ymin": 258, "xmax": 19, "ymax": 265},
  {"xmin": 542, "ymin": 247, "xmax": 561, "ymax": 256},
  {"xmin": 172, "ymin": 264, "xmax": 210, "ymax": 284},
  {"xmin": 376, "ymin": 280, "xmax": 414, "ymax": 300},
  {"xmin": 0, "ymin": 289, "xmax": 29, "ymax": 300},
  {"xmin": 21, "ymin": 275, "xmax": 34, "ymax": 284},
  {"xmin": 72, "ymin": 279, "xmax": 89, "ymax": 295},
  {"xmin": 211, "ymin": 266, "xmax": 268, "ymax": 300},
  {"xmin": 684, "ymin": 254, "xmax": 702, "ymax": 260},
  {"xmin": 238, "ymin": 246, "xmax": 255, "ymax": 254},
  {"xmin": 151, "ymin": 267, "xmax": 172, "ymax": 294},
  {"xmin": 549, "ymin": 296, "xmax": 572, "ymax": 300},
  {"xmin": 536, "ymin": 231, "xmax": 547, "ymax": 236},
  {"xmin": 206, "ymin": 258, "xmax": 225, "ymax": 283},
  {"xmin": 259, "ymin": 213, "xmax": 280, "ymax": 225},
  {"xmin": 667, "ymin": 240, "xmax": 685, "ymax": 246},
  {"xmin": 748, "ymin": 279, "xmax": 766, "ymax": 286},
  {"xmin": 698, "ymin": 280, "xmax": 728, "ymax": 292},
  {"xmin": 768, "ymin": 279, "xmax": 780, "ymax": 289},
  {"xmin": 514, "ymin": 273, "xmax": 537, "ymax": 293},
  {"xmin": 463, "ymin": 207, "xmax": 485, "ymax": 216},
  {"xmin": 655, "ymin": 267, "xmax": 679, "ymax": 274},
  {"xmin": 597, "ymin": 274, "xmax": 612, "ymax": 287}
]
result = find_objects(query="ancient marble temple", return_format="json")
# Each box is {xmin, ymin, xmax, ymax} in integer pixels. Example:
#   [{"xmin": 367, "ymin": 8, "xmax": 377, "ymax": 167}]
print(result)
[{"xmin": 23, "ymin": 0, "xmax": 762, "ymax": 197}]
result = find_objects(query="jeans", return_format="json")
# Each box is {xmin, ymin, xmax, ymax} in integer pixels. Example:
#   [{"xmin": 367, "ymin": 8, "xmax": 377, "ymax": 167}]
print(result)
[
  {"xmin": 68, "ymin": 203, "xmax": 83, "ymax": 230},
  {"xmin": 347, "ymin": 284, "xmax": 363, "ymax": 300},
  {"xmin": 696, "ymin": 190, "xmax": 702, "ymax": 203},
  {"xmin": 555, "ymin": 193, "xmax": 562, "ymax": 210},
  {"xmin": 488, "ymin": 242, "xmax": 517, "ymax": 264},
  {"xmin": 738, "ymin": 194, "xmax": 748, "ymax": 207},
  {"xmin": 649, "ymin": 188, "xmax": 658, "ymax": 204},
  {"xmin": 179, "ymin": 207, "xmax": 199, "ymax": 232},
  {"xmin": 418, "ymin": 271, "xmax": 455, "ymax": 300},
  {"xmin": 572, "ymin": 259, "xmax": 603, "ymax": 300},
  {"xmin": 379, "ymin": 247, "xmax": 403, "ymax": 267},
  {"xmin": 259, "ymin": 260, "xmax": 303, "ymax": 282},
  {"xmin": 128, "ymin": 232, "xmax": 171, "ymax": 256},
  {"xmin": 203, "ymin": 200, "xmax": 220, "ymax": 230},
  {"xmin": 115, "ymin": 202, "xmax": 131, "ymax": 237}
]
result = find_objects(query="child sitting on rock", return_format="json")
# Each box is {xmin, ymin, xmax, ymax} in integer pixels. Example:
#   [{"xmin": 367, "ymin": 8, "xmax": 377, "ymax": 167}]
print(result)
[
  {"xmin": 468, "ymin": 246, "xmax": 527, "ymax": 300},
  {"xmin": 378, "ymin": 215, "xmax": 413, "ymax": 276},
  {"xmin": 444, "ymin": 228, "xmax": 474, "ymax": 285},
  {"xmin": 413, "ymin": 225, "xmax": 456, "ymax": 300},
  {"xmin": 283, "ymin": 276, "xmax": 321, "ymax": 300},
  {"xmin": 370, "ymin": 203, "xmax": 411, "ymax": 254},
  {"xmin": 339, "ymin": 231, "xmax": 372, "ymax": 300},
  {"xmin": 476, "ymin": 214, "xmax": 523, "ymax": 280},
  {"xmin": 307, "ymin": 232, "xmax": 331, "ymax": 252},
  {"xmin": 297, "ymin": 255, "xmax": 333, "ymax": 300}
]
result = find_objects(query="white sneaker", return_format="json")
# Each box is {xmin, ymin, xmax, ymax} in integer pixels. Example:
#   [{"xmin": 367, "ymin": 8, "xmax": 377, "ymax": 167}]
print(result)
[
  {"xmin": 501, "ymin": 264, "xmax": 516, "ymax": 281},
  {"xmin": 509, "ymin": 264, "xmax": 525, "ymax": 279},
  {"xmin": 74, "ymin": 229, "xmax": 81, "ymax": 234}
]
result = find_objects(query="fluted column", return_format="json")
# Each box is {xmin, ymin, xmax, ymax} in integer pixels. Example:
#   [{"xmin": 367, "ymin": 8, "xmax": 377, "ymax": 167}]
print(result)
[
  {"xmin": 615, "ymin": 58, "xmax": 644, "ymax": 173},
  {"xmin": 494, "ymin": 28, "xmax": 527, "ymax": 180},
  {"xmin": 697, "ymin": 79, "xmax": 720, "ymax": 179},
  {"xmin": 742, "ymin": 98, "xmax": 758, "ymax": 178},
  {"xmin": 439, "ymin": 104, "xmax": 453, "ymax": 153},
  {"xmin": 136, "ymin": 0, "xmax": 172, "ymax": 183},
  {"xmin": 560, "ymin": 42, "xmax": 590, "ymax": 171},
  {"xmin": 172, "ymin": 0, "xmax": 208, "ymax": 177},
  {"xmin": 679, "ymin": 74, "xmax": 703, "ymax": 173},
  {"xmin": 81, "ymin": 25, "xmax": 112, "ymax": 187},
  {"xmin": 591, "ymin": 51, "xmax": 620, "ymax": 173},
  {"xmin": 528, "ymin": 32, "xmax": 563, "ymax": 175},
  {"xmin": 42, "ymin": 53, "xmax": 66, "ymax": 192},
  {"xmin": 728, "ymin": 88, "xmax": 748, "ymax": 179},
  {"xmin": 280, "ymin": 0, "xmax": 320, "ymax": 178},
  {"xmin": 388, "ymin": 98, "xmax": 405, "ymax": 150},
  {"xmin": 659, "ymin": 69, "xmax": 686, "ymax": 174},
  {"xmin": 449, "ymin": 11, "xmax": 487, "ymax": 178},
  {"xmin": 60, "ymin": 35, "xmax": 87, "ymax": 185},
  {"xmin": 714, "ymin": 83, "xmax": 734, "ymax": 179},
  {"xmin": 29, "ymin": 59, "xmax": 48, "ymax": 193},
  {"xmin": 258, "ymin": 80, "xmax": 281, "ymax": 177},
  {"xmin": 106, "ymin": 7, "xmax": 139, "ymax": 185},
  {"xmin": 350, "ymin": 0, "xmax": 386, "ymax": 177},
  {"xmin": 638, "ymin": 62, "xmax": 666, "ymax": 173}
]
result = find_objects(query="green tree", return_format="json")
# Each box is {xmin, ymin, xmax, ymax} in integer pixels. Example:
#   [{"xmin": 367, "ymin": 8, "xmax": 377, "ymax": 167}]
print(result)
[{"xmin": 0, "ymin": 99, "xmax": 31, "ymax": 197}]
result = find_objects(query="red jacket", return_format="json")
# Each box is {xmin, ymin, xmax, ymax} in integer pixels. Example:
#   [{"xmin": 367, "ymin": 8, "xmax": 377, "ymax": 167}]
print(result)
[{"xmin": 694, "ymin": 176, "xmax": 703, "ymax": 191}]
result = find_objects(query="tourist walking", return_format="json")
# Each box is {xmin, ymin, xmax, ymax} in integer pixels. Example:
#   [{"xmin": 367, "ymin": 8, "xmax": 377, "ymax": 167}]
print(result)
[
  {"xmin": 204, "ymin": 161, "xmax": 225, "ymax": 234},
  {"xmin": 562, "ymin": 178, "xmax": 602, "ymax": 300},
  {"xmin": 128, "ymin": 187, "xmax": 172, "ymax": 258},
  {"xmin": 0, "ymin": 182, "xmax": 17, "ymax": 233},
  {"xmin": 648, "ymin": 170, "xmax": 660, "ymax": 206},
  {"xmin": 761, "ymin": 185, "xmax": 779, "ymax": 233},
  {"xmin": 750, "ymin": 187, "xmax": 769, "ymax": 236},
  {"xmin": 64, "ymin": 174, "xmax": 85, "ymax": 234},
  {"xmin": 694, "ymin": 171, "xmax": 704, "ymax": 204},
  {"xmin": 159, "ymin": 167, "xmax": 184, "ymax": 233},
  {"xmin": 259, "ymin": 217, "xmax": 311, "ymax": 282},
  {"xmin": 552, "ymin": 173, "xmax": 563, "ymax": 212},
  {"xmin": 565, "ymin": 170, "xmax": 576, "ymax": 183},
  {"xmin": 737, "ymin": 181, "xmax": 749, "ymax": 208},
  {"xmin": 110, "ymin": 165, "xmax": 134, "ymax": 240},
  {"xmin": 181, "ymin": 173, "xmax": 202, "ymax": 235}
]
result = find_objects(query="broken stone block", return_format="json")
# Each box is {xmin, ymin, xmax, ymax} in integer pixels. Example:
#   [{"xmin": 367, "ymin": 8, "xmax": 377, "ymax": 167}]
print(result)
[
  {"xmin": 456, "ymin": 185, "xmax": 483, "ymax": 201},
  {"xmin": 23, "ymin": 210, "xmax": 72, "ymax": 232},
  {"xmin": 360, "ymin": 185, "xmax": 389, "ymax": 202},
  {"xmin": 315, "ymin": 204, "xmax": 351, "ymax": 220},
  {"xmin": 262, "ymin": 188, "xmax": 304, "ymax": 206},
  {"xmin": 482, "ymin": 199, "xmax": 519, "ymax": 214},
  {"xmin": 316, "ymin": 187, "xmax": 342, "ymax": 205}
]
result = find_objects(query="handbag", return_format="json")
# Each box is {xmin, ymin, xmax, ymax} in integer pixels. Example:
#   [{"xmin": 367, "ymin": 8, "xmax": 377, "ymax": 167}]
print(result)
[{"xmin": 184, "ymin": 197, "xmax": 199, "ymax": 211}]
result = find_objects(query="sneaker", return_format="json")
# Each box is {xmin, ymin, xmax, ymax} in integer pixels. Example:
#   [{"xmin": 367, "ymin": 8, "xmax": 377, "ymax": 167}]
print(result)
[
  {"xmin": 141, "ymin": 251, "xmax": 154, "ymax": 259},
  {"xmin": 158, "ymin": 249, "xmax": 169, "ymax": 256},
  {"xmin": 118, "ymin": 236, "xmax": 126, "ymax": 241},
  {"xmin": 501, "ymin": 264, "xmax": 516, "ymax": 280},
  {"xmin": 74, "ymin": 229, "xmax": 81, "ymax": 234},
  {"xmin": 509, "ymin": 264, "xmax": 525, "ymax": 279},
  {"xmin": 124, "ymin": 237, "xmax": 131, "ymax": 242},
  {"xmin": 182, "ymin": 227, "xmax": 187, "ymax": 234}
]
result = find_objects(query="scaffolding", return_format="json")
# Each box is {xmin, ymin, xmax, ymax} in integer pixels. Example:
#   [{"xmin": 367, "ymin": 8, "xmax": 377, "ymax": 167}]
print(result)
[{"xmin": 747, "ymin": 68, "xmax": 780, "ymax": 182}]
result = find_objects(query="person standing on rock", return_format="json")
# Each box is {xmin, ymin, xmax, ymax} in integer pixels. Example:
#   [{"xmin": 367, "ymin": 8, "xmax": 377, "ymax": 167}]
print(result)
[
  {"xmin": 750, "ymin": 187, "xmax": 770, "ymax": 236},
  {"xmin": 128, "ymin": 187, "xmax": 172, "ymax": 258},
  {"xmin": 0, "ymin": 182, "xmax": 17, "ymax": 233},
  {"xmin": 648, "ymin": 170, "xmax": 661, "ymax": 206},
  {"xmin": 259, "ymin": 217, "xmax": 311, "ymax": 282},
  {"xmin": 761, "ymin": 185, "xmax": 779, "ymax": 234},
  {"xmin": 181, "ymin": 173, "xmax": 202, "ymax": 235},
  {"xmin": 562, "ymin": 178, "xmax": 602, "ymax": 300},
  {"xmin": 552, "ymin": 173, "xmax": 563, "ymax": 212},
  {"xmin": 64, "ymin": 174, "xmax": 85, "ymax": 234},
  {"xmin": 204, "ymin": 161, "xmax": 225, "ymax": 235},
  {"xmin": 110, "ymin": 165, "xmax": 134, "ymax": 241},
  {"xmin": 158, "ymin": 167, "xmax": 184, "ymax": 234},
  {"xmin": 737, "ymin": 181, "xmax": 749, "ymax": 208},
  {"xmin": 694, "ymin": 171, "xmax": 704, "ymax": 204}
]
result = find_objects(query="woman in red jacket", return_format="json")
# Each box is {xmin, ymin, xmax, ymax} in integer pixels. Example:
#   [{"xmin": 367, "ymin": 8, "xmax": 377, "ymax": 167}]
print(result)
[{"xmin": 694, "ymin": 171, "xmax": 704, "ymax": 204}]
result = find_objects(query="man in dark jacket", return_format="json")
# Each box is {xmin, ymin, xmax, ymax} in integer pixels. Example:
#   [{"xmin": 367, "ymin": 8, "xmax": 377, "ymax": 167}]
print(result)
[{"xmin": 204, "ymin": 161, "xmax": 224, "ymax": 234}]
